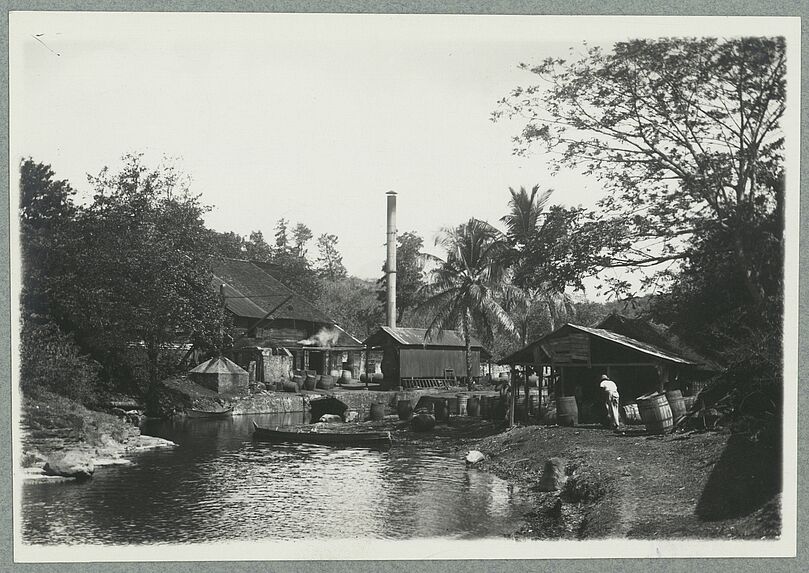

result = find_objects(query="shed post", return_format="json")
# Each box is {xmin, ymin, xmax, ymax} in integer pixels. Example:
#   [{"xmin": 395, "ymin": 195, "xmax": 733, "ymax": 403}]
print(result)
[
  {"xmin": 508, "ymin": 364, "xmax": 516, "ymax": 426},
  {"xmin": 523, "ymin": 368, "xmax": 529, "ymax": 423}
]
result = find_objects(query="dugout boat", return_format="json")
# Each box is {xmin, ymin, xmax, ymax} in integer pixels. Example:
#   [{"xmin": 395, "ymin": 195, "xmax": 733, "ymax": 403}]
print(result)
[
  {"xmin": 186, "ymin": 407, "xmax": 233, "ymax": 419},
  {"xmin": 251, "ymin": 421, "xmax": 392, "ymax": 449}
]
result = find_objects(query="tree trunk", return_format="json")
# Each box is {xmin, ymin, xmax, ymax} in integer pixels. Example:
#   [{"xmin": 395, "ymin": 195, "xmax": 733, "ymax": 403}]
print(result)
[
  {"xmin": 463, "ymin": 309, "xmax": 473, "ymax": 390},
  {"xmin": 145, "ymin": 340, "xmax": 161, "ymax": 415}
]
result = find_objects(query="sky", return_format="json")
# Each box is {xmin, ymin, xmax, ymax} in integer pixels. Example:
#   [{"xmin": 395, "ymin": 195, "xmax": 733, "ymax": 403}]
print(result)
[{"xmin": 8, "ymin": 12, "xmax": 799, "ymax": 298}]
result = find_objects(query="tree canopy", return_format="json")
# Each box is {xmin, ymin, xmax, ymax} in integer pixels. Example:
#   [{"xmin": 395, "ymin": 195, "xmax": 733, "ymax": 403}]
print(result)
[
  {"xmin": 419, "ymin": 219, "xmax": 517, "ymax": 387},
  {"xmin": 376, "ymin": 231, "xmax": 427, "ymax": 325},
  {"xmin": 493, "ymin": 37, "xmax": 786, "ymax": 309}
]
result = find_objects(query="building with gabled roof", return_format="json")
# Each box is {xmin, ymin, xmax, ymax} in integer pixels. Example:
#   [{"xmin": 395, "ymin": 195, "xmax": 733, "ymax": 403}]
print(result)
[
  {"xmin": 363, "ymin": 326, "xmax": 492, "ymax": 389},
  {"xmin": 211, "ymin": 258, "xmax": 363, "ymax": 383},
  {"xmin": 498, "ymin": 315, "xmax": 722, "ymax": 423}
]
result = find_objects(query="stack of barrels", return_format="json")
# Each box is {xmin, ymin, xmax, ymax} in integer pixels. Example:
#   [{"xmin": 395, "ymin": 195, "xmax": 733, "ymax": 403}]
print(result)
[{"xmin": 635, "ymin": 389, "xmax": 692, "ymax": 434}]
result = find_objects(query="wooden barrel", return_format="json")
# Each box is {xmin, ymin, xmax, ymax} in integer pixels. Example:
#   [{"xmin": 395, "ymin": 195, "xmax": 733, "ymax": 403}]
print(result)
[
  {"xmin": 329, "ymin": 369, "xmax": 341, "ymax": 378},
  {"xmin": 556, "ymin": 396, "xmax": 578, "ymax": 426},
  {"xmin": 665, "ymin": 390, "xmax": 687, "ymax": 422},
  {"xmin": 372, "ymin": 372, "xmax": 384, "ymax": 382},
  {"xmin": 340, "ymin": 370, "xmax": 352, "ymax": 383},
  {"xmin": 317, "ymin": 375, "xmax": 335, "ymax": 390},
  {"xmin": 369, "ymin": 403, "xmax": 385, "ymax": 421},
  {"xmin": 622, "ymin": 403, "xmax": 642, "ymax": 424},
  {"xmin": 434, "ymin": 398, "xmax": 449, "ymax": 422},
  {"xmin": 397, "ymin": 400, "xmax": 413, "ymax": 420},
  {"xmin": 683, "ymin": 395, "xmax": 697, "ymax": 412},
  {"xmin": 359, "ymin": 373, "xmax": 368, "ymax": 383},
  {"xmin": 304, "ymin": 374, "xmax": 317, "ymax": 391},
  {"xmin": 467, "ymin": 396, "xmax": 480, "ymax": 417},
  {"xmin": 638, "ymin": 394, "xmax": 674, "ymax": 434},
  {"xmin": 456, "ymin": 394, "xmax": 468, "ymax": 416}
]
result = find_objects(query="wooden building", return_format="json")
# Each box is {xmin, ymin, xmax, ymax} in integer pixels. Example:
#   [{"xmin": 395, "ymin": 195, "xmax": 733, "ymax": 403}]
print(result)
[
  {"xmin": 499, "ymin": 315, "xmax": 722, "ymax": 423},
  {"xmin": 363, "ymin": 326, "xmax": 491, "ymax": 389},
  {"xmin": 212, "ymin": 258, "xmax": 364, "ymax": 384}
]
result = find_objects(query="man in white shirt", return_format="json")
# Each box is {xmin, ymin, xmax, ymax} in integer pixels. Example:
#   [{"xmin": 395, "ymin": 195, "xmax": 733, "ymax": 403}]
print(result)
[{"xmin": 599, "ymin": 374, "xmax": 621, "ymax": 430}]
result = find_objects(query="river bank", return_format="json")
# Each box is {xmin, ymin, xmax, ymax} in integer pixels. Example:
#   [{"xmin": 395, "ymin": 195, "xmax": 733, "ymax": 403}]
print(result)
[
  {"xmin": 366, "ymin": 415, "xmax": 781, "ymax": 540},
  {"xmin": 467, "ymin": 422, "xmax": 782, "ymax": 540},
  {"xmin": 19, "ymin": 390, "xmax": 176, "ymax": 482},
  {"xmin": 19, "ymin": 390, "xmax": 782, "ymax": 540}
]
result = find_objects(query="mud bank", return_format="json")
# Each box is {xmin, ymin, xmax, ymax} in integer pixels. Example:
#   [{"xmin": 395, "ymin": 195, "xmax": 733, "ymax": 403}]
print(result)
[{"xmin": 468, "ymin": 423, "xmax": 782, "ymax": 540}]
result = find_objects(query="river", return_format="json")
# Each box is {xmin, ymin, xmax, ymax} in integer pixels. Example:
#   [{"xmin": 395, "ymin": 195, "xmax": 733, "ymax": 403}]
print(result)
[{"xmin": 21, "ymin": 414, "xmax": 532, "ymax": 544}]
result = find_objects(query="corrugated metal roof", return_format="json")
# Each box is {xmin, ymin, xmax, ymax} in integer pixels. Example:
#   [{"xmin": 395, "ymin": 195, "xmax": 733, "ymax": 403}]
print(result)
[
  {"xmin": 364, "ymin": 326, "xmax": 485, "ymax": 349},
  {"xmin": 498, "ymin": 322, "xmax": 701, "ymax": 366},
  {"xmin": 212, "ymin": 258, "xmax": 333, "ymax": 324},
  {"xmin": 596, "ymin": 314, "xmax": 723, "ymax": 371},
  {"xmin": 568, "ymin": 324, "xmax": 696, "ymax": 365}
]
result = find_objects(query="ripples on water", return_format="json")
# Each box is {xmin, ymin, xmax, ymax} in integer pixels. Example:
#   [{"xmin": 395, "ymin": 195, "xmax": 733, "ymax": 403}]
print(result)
[{"xmin": 22, "ymin": 414, "xmax": 530, "ymax": 545}]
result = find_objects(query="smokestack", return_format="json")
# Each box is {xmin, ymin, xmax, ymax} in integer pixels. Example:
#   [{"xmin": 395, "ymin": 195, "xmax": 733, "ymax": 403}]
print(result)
[{"xmin": 386, "ymin": 191, "xmax": 397, "ymax": 328}]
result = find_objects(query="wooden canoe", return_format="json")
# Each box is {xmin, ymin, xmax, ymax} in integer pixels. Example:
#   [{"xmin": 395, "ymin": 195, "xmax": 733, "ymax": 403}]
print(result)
[
  {"xmin": 186, "ymin": 407, "xmax": 233, "ymax": 419},
  {"xmin": 251, "ymin": 421, "xmax": 392, "ymax": 448}
]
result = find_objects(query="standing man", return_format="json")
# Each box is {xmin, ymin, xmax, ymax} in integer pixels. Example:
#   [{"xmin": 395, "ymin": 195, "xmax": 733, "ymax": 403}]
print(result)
[{"xmin": 599, "ymin": 374, "xmax": 621, "ymax": 430}]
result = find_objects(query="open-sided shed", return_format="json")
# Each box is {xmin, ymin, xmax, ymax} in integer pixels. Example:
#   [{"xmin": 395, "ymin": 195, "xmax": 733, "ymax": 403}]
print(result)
[
  {"xmin": 499, "ymin": 317, "xmax": 721, "ymax": 423},
  {"xmin": 363, "ymin": 326, "xmax": 491, "ymax": 389}
]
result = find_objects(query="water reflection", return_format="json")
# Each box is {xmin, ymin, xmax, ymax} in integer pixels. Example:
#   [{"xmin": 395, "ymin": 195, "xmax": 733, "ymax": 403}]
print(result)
[{"xmin": 22, "ymin": 415, "xmax": 531, "ymax": 545}]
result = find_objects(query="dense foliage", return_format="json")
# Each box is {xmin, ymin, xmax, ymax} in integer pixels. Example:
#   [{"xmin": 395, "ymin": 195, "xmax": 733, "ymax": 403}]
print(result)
[
  {"xmin": 376, "ymin": 231, "xmax": 427, "ymax": 325},
  {"xmin": 419, "ymin": 219, "xmax": 518, "ymax": 387},
  {"xmin": 19, "ymin": 156, "xmax": 222, "ymax": 403},
  {"xmin": 495, "ymin": 37, "xmax": 786, "ymax": 426}
]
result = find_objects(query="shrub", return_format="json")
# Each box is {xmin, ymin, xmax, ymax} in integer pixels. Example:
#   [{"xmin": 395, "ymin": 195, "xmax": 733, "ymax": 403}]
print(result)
[{"xmin": 20, "ymin": 320, "xmax": 101, "ymax": 404}]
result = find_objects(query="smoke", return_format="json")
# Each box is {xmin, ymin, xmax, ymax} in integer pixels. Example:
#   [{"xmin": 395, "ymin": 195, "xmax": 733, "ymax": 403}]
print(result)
[{"xmin": 298, "ymin": 327, "xmax": 341, "ymax": 347}]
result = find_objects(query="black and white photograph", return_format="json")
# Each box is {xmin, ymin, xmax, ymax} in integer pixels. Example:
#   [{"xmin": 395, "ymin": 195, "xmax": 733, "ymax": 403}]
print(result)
[{"xmin": 7, "ymin": 11, "xmax": 799, "ymax": 562}]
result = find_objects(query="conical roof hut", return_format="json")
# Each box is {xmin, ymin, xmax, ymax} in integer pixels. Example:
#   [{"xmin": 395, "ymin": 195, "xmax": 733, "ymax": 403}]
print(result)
[{"xmin": 189, "ymin": 357, "xmax": 249, "ymax": 394}]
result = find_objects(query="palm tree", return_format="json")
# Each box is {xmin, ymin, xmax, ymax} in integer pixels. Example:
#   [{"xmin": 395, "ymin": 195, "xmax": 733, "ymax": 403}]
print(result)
[
  {"xmin": 500, "ymin": 184, "xmax": 575, "ymax": 334},
  {"xmin": 501, "ymin": 185, "xmax": 554, "ymax": 254},
  {"xmin": 418, "ymin": 218, "xmax": 517, "ymax": 389}
]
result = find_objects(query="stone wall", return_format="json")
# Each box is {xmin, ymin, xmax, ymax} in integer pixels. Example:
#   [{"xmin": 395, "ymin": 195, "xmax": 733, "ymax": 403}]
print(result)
[{"xmin": 231, "ymin": 393, "xmax": 305, "ymax": 415}]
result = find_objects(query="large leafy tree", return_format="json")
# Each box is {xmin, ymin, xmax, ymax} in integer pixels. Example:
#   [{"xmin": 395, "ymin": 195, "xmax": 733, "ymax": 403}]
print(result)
[
  {"xmin": 376, "ymin": 231, "xmax": 427, "ymax": 325},
  {"xmin": 493, "ymin": 37, "xmax": 785, "ymax": 313},
  {"xmin": 419, "ymin": 219, "xmax": 517, "ymax": 388},
  {"xmin": 53, "ymin": 154, "xmax": 221, "ymax": 399},
  {"xmin": 19, "ymin": 159, "xmax": 78, "ymax": 320}
]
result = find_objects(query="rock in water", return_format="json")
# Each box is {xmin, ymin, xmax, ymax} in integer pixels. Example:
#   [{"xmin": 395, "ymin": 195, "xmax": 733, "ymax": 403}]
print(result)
[
  {"xmin": 43, "ymin": 451, "xmax": 95, "ymax": 479},
  {"xmin": 318, "ymin": 414, "xmax": 343, "ymax": 423},
  {"xmin": 538, "ymin": 457, "xmax": 567, "ymax": 491},
  {"xmin": 465, "ymin": 450, "xmax": 485, "ymax": 466}
]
